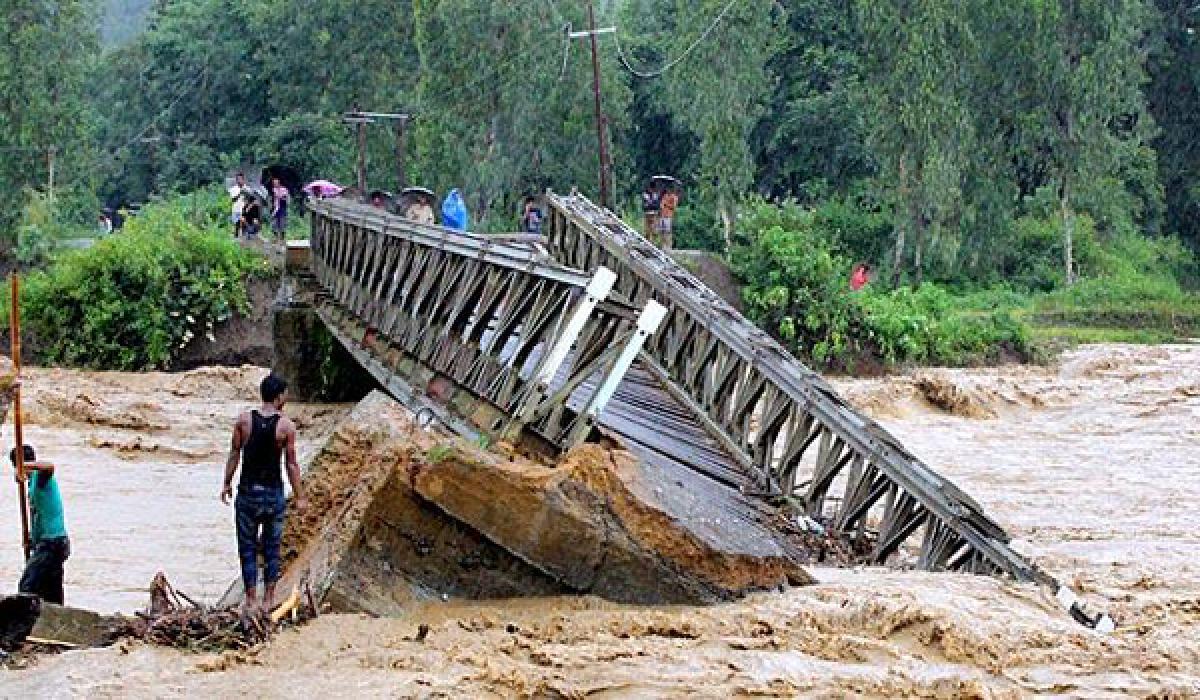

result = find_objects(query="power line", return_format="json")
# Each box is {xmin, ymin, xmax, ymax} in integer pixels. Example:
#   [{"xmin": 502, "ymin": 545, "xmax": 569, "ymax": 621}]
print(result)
[
  {"xmin": 108, "ymin": 66, "xmax": 209, "ymax": 157},
  {"xmin": 613, "ymin": 0, "xmax": 742, "ymax": 79}
]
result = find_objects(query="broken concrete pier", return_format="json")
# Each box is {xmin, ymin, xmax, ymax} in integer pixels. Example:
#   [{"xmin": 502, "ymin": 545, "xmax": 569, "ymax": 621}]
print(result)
[{"xmin": 246, "ymin": 392, "xmax": 813, "ymax": 614}]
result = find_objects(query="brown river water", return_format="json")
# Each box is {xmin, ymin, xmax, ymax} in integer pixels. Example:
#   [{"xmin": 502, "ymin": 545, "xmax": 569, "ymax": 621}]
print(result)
[{"xmin": 2, "ymin": 344, "xmax": 1198, "ymax": 697}]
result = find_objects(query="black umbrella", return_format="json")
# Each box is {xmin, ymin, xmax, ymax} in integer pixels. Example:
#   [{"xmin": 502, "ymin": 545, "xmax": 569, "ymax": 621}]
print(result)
[{"xmin": 401, "ymin": 186, "xmax": 436, "ymax": 199}]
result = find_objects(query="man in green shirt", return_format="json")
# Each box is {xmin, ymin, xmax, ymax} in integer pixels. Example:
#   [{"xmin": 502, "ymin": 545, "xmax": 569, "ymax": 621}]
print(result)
[{"xmin": 12, "ymin": 445, "xmax": 70, "ymax": 604}]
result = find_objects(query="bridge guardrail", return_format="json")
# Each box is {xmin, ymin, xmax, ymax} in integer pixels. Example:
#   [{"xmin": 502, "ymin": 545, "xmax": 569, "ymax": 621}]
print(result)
[
  {"xmin": 309, "ymin": 199, "xmax": 662, "ymax": 450},
  {"xmin": 543, "ymin": 192, "xmax": 1045, "ymax": 582}
]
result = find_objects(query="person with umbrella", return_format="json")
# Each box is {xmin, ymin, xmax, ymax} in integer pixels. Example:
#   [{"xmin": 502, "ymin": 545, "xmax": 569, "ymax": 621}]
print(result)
[
  {"xmin": 641, "ymin": 182, "xmax": 661, "ymax": 240},
  {"xmin": 302, "ymin": 180, "xmax": 345, "ymax": 201},
  {"xmin": 402, "ymin": 187, "xmax": 437, "ymax": 225}
]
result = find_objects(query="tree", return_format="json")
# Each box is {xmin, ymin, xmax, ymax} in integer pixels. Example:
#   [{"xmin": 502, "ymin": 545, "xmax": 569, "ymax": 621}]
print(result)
[
  {"xmin": 628, "ymin": 0, "xmax": 783, "ymax": 250},
  {"xmin": 754, "ymin": 0, "xmax": 873, "ymax": 202},
  {"xmin": 1147, "ymin": 0, "xmax": 1200, "ymax": 250},
  {"xmin": 858, "ymin": 0, "xmax": 976, "ymax": 288},
  {"xmin": 412, "ymin": 0, "xmax": 630, "ymax": 230},
  {"xmin": 1021, "ymin": 0, "xmax": 1155, "ymax": 284},
  {"xmin": 0, "ymin": 0, "xmax": 99, "ymax": 236}
]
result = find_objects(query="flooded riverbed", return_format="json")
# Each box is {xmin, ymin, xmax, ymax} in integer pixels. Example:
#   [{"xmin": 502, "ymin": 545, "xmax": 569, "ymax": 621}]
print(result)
[
  {"xmin": 3, "ymin": 344, "xmax": 1198, "ymax": 697},
  {"xmin": 0, "ymin": 366, "xmax": 349, "ymax": 612}
]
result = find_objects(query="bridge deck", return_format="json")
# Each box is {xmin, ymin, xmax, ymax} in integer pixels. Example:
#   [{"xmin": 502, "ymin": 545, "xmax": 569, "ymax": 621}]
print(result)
[{"xmin": 570, "ymin": 362, "xmax": 795, "ymax": 559}]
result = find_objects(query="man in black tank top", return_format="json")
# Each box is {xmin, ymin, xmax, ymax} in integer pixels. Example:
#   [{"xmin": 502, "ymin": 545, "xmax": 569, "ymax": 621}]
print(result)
[{"xmin": 221, "ymin": 374, "xmax": 305, "ymax": 612}]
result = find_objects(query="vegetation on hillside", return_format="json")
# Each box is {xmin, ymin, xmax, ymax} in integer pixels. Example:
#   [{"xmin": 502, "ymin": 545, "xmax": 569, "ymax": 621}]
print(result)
[
  {"xmin": 0, "ymin": 0, "xmax": 1196, "ymax": 371},
  {"xmin": 734, "ymin": 198, "xmax": 1197, "ymax": 369},
  {"xmin": 4, "ymin": 189, "xmax": 271, "ymax": 371}
]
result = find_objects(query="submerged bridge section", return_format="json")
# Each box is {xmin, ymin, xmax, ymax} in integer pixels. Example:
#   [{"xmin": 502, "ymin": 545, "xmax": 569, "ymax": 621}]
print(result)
[
  {"xmin": 299, "ymin": 194, "xmax": 1111, "ymax": 630},
  {"xmin": 542, "ymin": 193, "xmax": 1037, "ymax": 580}
]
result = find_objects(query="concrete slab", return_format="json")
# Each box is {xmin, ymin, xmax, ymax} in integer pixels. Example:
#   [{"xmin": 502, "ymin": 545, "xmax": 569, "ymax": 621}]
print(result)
[{"xmin": 259, "ymin": 391, "xmax": 811, "ymax": 612}]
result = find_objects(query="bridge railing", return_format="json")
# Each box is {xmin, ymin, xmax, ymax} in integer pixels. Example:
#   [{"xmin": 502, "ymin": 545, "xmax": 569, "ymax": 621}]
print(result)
[
  {"xmin": 542, "ymin": 192, "xmax": 1046, "ymax": 583},
  {"xmin": 309, "ymin": 199, "xmax": 662, "ymax": 450}
]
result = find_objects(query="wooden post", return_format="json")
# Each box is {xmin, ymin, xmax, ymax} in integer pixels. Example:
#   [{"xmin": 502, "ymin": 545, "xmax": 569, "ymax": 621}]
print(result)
[
  {"xmin": 394, "ymin": 116, "xmax": 409, "ymax": 193},
  {"xmin": 356, "ymin": 120, "xmax": 368, "ymax": 200},
  {"xmin": 586, "ymin": 1, "xmax": 611, "ymax": 209},
  {"xmin": 10, "ymin": 274, "xmax": 30, "ymax": 561}
]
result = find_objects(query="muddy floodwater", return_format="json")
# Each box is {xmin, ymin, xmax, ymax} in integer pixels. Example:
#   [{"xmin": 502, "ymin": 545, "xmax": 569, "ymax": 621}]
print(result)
[{"xmin": 3, "ymin": 344, "xmax": 1199, "ymax": 697}]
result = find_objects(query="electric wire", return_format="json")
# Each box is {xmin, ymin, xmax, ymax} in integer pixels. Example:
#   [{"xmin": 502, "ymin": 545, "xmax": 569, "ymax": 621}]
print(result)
[{"xmin": 613, "ymin": 0, "xmax": 742, "ymax": 79}]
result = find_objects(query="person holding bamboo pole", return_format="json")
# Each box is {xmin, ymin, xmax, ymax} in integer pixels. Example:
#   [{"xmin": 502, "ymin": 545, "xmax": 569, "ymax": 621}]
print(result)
[{"xmin": 12, "ymin": 445, "xmax": 70, "ymax": 604}]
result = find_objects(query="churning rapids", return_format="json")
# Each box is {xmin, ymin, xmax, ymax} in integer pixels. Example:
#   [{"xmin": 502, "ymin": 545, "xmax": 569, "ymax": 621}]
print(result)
[{"xmin": 2, "ymin": 344, "xmax": 1198, "ymax": 697}]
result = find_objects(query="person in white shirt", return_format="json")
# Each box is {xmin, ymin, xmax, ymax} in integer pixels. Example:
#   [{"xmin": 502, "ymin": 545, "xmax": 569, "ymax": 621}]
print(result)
[{"xmin": 229, "ymin": 172, "xmax": 247, "ymax": 237}]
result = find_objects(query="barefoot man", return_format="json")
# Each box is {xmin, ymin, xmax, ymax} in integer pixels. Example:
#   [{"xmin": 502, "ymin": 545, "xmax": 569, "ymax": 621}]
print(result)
[{"xmin": 221, "ymin": 374, "xmax": 306, "ymax": 611}]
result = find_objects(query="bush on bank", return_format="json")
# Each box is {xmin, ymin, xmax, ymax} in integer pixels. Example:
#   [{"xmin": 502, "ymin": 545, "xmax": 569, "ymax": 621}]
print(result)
[
  {"xmin": 6, "ymin": 187, "xmax": 271, "ymax": 371},
  {"xmin": 732, "ymin": 198, "xmax": 1040, "ymax": 370}
]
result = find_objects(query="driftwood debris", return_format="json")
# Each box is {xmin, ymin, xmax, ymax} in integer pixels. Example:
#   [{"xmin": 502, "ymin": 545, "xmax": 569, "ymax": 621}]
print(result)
[{"xmin": 110, "ymin": 572, "xmax": 315, "ymax": 652}]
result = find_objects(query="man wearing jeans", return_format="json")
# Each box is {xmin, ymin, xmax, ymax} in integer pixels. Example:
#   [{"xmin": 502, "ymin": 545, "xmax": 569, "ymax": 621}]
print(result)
[
  {"xmin": 221, "ymin": 374, "xmax": 305, "ymax": 612},
  {"xmin": 12, "ymin": 445, "xmax": 70, "ymax": 604}
]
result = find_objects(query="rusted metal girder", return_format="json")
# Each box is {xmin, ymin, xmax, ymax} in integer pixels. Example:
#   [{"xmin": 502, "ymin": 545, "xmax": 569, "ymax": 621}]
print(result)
[{"xmin": 307, "ymin": 199, "xmax": 659, "ymax": 450}]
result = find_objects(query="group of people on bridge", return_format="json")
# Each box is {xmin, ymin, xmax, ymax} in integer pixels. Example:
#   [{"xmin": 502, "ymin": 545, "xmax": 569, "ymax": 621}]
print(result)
[{"xmin": 229, "ymin": 172, "xmax": 291, "ymax": 240}]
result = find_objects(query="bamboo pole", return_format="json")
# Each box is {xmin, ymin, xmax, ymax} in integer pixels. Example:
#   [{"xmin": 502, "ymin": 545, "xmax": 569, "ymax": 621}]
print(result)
[{"xmin": 10, "ymin": 273, "xmax": 30, "ymax": 560}]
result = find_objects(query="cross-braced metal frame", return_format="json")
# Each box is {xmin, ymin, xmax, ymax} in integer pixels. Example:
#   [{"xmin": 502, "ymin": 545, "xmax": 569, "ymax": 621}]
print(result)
[
  {"xmin": 542, "ymin": 192, "xmax": 1048, "ymax": 583},
  {"xmin": 309, "ymin": 199, "xmax": 660, "ymax": 450}
]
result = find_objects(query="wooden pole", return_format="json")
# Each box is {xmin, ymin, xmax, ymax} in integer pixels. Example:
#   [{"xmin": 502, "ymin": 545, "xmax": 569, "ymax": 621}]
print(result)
[
  {"xmin": 586, "ymin": 1, "xmax": 612, "ymax": 209},
  {"xmin": 10, "ymin": 273, "xmax": 30, "ymax": 561},
  {"xmin": 394, "ymin": 116, "xmax": 409, "ymax": 193},
  {"xmin": 356, "ymin": 121, "xmax": 368, "ymax": 200}
]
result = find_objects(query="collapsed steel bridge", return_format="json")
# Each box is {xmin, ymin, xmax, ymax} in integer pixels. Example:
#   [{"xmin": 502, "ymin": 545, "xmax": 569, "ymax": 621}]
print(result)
[{"xmin": 303, "ymin": 194, "xmax": 1113, "ymax": 631}]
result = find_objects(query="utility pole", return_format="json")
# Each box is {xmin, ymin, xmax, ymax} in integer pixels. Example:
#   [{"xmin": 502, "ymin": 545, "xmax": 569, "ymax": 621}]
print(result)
[
  {"xmin": 571, "ymin": 5, "xmax": 616, "ymax": 209},
  {"xmin": 394, "ymin": 115, "xmax": 409, "ymax": 192},
  {"xmin": 46, "ymin": 146, "xmax": 56, "ymax": 198},
  {"xmin": 342, "ymin": 108, "xmax": 413, "ymax": 201}
]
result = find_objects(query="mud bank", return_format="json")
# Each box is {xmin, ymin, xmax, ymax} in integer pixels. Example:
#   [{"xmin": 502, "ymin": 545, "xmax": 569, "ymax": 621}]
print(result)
[{"xmin": 265, "ymin": 391, "xmax": 810, "ymax": 613}]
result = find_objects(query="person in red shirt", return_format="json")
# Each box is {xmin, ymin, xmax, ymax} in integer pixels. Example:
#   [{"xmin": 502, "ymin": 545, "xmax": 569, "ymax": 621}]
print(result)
[{"xmin": 850, "ymin": 263, "xmax": 871, "ymax": 291}]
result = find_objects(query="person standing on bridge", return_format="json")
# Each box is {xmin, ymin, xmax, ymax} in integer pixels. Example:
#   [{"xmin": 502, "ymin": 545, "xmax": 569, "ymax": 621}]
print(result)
[
  {"xmin": 520, "ymin": 196, "xmax": 543, "ymax": 235},
  {"xmin": 405, "ymin": 194, "xmax": 436, "ymax": 225},
  {"xmin": 442, "ymin": 188, "xmax": 469, "ymax": 231},
  {"xmin": 642, "ymin": 183, "xmax": 661, "ymax": 240},
  {"xmin": 229, "ymin": 172, "xmax": 248, "ymax": 237},
  {"xmin": 270, "ymin": 177, "xmax": 290, "ymax": 239},
  {"xmin": 221, "ymin": 374, "xmax": 305, "ymax": 613},
  {"xmin": 657, "ymin": 186, "xmax": 679, "ymax": 250}
]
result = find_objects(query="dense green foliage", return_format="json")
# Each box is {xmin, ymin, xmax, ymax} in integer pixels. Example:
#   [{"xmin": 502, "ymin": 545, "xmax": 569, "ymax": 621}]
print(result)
[
  {"xmin": 0, "ymin": 0, "xmax": 1198, "ymax": 372},
  {"xmin": 74, "ymin": 0, "xmax": 1196, "ymax": 256},
  {"xmin": 733, "ymin": 199, "xmax": 1035, "ymax": 368},
  {"xmin": 733, "ymin": 196, "xmax": 1197, "ymax": 368},
  {"xmin": 10, "ymin": 188, "xmax": 270, "ymax": 370},
  {"xmin": 0, "ymin": 0, "xmax": 99, "ymax": 236}
]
